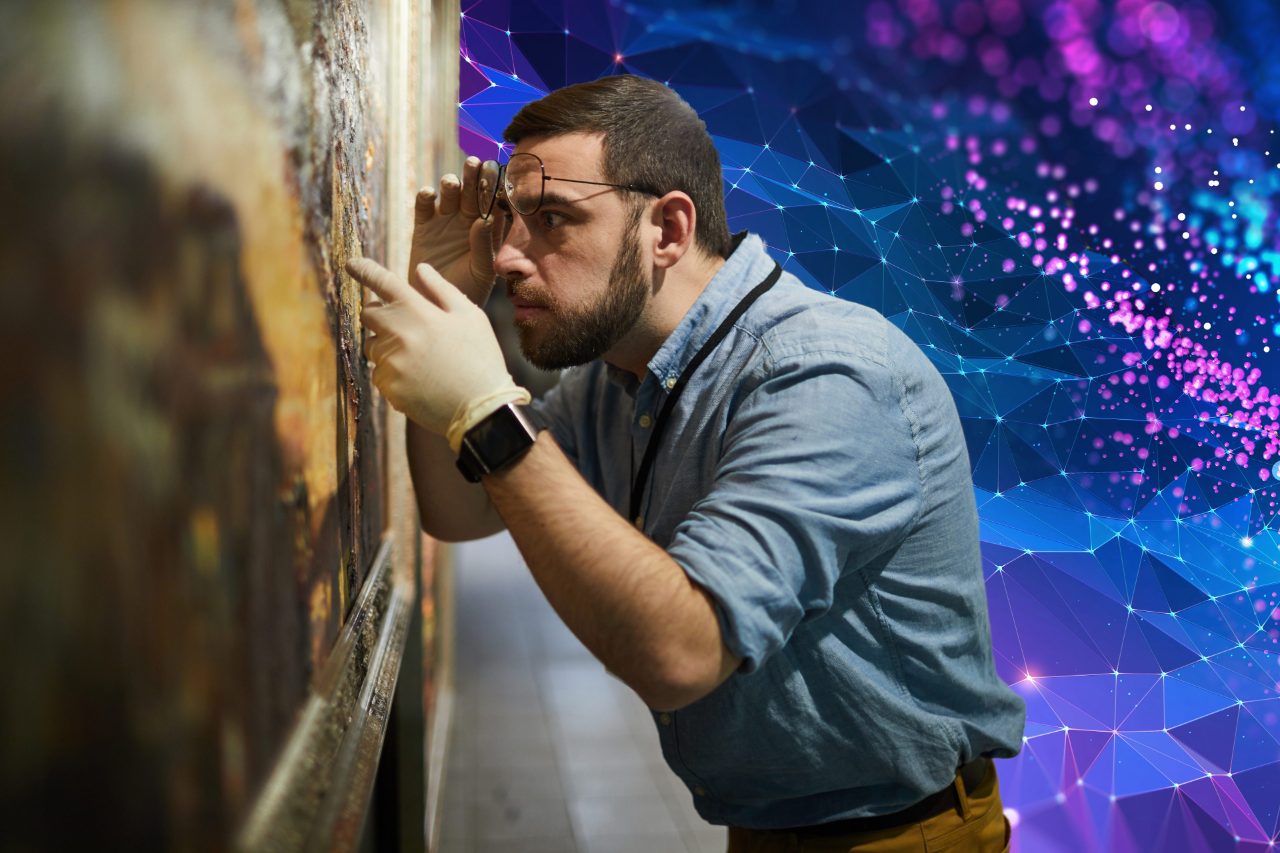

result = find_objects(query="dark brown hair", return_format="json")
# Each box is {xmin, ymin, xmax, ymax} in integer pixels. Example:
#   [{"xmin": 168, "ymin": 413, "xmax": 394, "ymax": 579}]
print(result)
[{"xmin": 503, "ymin": 75, "xmax": 733, "ymax": 259}]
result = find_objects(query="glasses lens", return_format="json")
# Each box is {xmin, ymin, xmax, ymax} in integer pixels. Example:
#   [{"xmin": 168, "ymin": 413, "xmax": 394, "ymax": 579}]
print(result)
[
  {"xmin": 477, "ymin": 160, "xmax": 501, "ymax": 218},
  {"xmin": 504, "ymin": 153, "xmax": 543, "ymax": 216}
]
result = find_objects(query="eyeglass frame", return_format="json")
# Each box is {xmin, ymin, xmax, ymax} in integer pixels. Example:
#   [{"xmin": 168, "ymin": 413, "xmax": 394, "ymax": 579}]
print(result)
[{"xmin": 477, "ymin": 151, "xmax": 663, "ymax": 220}]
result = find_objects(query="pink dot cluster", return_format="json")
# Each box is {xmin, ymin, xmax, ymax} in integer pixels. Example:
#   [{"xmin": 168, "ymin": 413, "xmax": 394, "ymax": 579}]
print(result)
[
  {"xmin": 1105, "ymin": 289, "xmax": 1280, "ymax": 474},
  {"xmin": 939, "ymin": 139, "xmax": 1276, "ymax": 488},
  {"xmin": 866, "ymin": 1, "xmax": 1277, "ymax": 504}
]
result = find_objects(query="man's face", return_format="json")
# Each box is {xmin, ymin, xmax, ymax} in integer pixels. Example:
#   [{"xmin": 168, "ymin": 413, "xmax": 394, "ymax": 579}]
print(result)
[{"xmin": 492, "ymin": 133, "xmax": 652, "ymax": 371}]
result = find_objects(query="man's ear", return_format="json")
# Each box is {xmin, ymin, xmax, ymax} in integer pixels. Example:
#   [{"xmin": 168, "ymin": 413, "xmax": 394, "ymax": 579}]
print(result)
[{"xmin": 650, "ymin": 192, "xmax": 697, "ymax": 269}]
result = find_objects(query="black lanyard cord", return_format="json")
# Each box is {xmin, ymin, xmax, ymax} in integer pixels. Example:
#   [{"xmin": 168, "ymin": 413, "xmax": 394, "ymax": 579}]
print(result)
[{"xmin": 629, "ymin": 261, "xmax": 783, "ymax": 527}]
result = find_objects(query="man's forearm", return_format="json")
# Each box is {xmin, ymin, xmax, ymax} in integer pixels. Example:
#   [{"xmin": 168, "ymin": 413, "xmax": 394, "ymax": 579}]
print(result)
[
  {"xmin": 482, "ymin": 431, "xmax": 740, "ymax": 710},
  {"xmin": 405, "ymin": 420, "xmax": 504, "ymax": 541},
  {"xmin": 401, "ymin": 271, "xmax": 507, "ymax": 542}
]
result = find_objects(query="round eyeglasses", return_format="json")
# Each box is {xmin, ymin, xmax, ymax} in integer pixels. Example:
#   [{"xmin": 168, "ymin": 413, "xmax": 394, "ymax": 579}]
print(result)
[{"xmin": 477, "ymin": 152, "xmax": 662, "ymax": 219}]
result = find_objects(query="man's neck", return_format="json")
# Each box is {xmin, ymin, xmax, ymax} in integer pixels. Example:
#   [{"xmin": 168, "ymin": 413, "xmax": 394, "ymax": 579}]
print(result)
[{"xmin": 605, "ymin": 251, "xmax": 727, "ymax": 379}]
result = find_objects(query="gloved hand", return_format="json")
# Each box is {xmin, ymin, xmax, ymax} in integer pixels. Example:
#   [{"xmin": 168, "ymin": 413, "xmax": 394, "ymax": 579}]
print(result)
[
  {"xmin": 347, "ymin": 257, "xmax": 530, "ymax": 451},
  {"xmin": 409, "ymin": 157, "xmax": 500, "ymax": 307}
]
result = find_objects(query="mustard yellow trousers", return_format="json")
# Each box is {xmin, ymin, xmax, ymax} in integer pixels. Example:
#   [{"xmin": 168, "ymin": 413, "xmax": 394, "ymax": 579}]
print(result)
[{"xmin": 726, "ymin": 761, "xmax": 1011, "ymax": 853}]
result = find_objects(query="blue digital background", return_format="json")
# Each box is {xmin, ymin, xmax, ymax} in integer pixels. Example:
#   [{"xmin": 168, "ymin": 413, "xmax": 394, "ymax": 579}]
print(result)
[{"xmin": 455, "ymin": 1, "xmax": 1280, "ymax": 849}]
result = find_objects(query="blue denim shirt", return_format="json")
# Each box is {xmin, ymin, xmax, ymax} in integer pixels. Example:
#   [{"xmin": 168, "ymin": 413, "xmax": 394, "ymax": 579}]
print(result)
[{"xmin": 529, "ymin": 233, "xmax": 1026, "ymax": 829}]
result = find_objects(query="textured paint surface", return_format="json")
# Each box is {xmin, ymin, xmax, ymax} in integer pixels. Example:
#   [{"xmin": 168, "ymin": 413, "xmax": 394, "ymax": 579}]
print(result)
[{"xmin": 0, "ymin": 0, "xmax": 448, "ymax": 848}]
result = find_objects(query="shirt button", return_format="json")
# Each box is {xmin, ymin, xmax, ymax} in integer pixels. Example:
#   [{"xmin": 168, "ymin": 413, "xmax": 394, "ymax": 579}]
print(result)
[
  {"xmin": 664, "ymin": 376, "xmax": 677, "ymax": 389},
  {"xmin": 658, "ymin": 713, "xmax": 672, "ymax": 726},
  {"xmin": 694, "ymin": 786, "xmax": 707, "ymax": 796},
  {"xmin": 638, "ymin": 414, "xmax": 653, "ymax": 428}
]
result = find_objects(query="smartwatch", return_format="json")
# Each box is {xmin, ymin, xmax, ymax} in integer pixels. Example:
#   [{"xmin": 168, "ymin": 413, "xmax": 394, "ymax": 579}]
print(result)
[{"xmin": 455, "ymin": 402, "xmax": 539, "ymax": 483}]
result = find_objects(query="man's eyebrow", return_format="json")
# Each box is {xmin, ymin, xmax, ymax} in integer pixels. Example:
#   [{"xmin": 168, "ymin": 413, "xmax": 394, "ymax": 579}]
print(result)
[{"xmin": 538, "ymin": 191, "xmax": 580, "ymax": 209}]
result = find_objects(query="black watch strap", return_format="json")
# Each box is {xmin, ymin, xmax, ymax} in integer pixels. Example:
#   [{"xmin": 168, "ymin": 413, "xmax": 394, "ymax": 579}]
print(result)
[{"xmin": 456, "ymin": 402, "xmax": 538, "ymax": 483}]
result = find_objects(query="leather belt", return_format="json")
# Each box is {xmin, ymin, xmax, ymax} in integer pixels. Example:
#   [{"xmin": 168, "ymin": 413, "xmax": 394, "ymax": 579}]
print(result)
[{"xmin": 785, "ymin": 756, "xmax": 992, "ymax": 839}]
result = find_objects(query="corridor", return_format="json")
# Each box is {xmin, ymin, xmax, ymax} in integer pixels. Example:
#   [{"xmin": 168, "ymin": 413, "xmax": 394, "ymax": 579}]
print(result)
[{"xmin": 437, "ymin": 533, "xmax": 728, "ymax": 853}]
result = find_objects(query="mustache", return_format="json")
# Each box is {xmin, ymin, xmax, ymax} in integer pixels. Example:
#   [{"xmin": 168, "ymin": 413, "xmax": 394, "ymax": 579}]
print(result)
[{"xmin": 506, "ymin": 279, "xmax": 552, "ymax": 309}]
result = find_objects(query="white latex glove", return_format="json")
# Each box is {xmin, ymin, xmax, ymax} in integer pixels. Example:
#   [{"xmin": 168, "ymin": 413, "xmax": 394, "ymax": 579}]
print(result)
[
  {"xmin": 347, "ymin": 257, "xmax": 529, "ymax": 450},
  {"xmin": 409, "ymin": 156, "xmax": 500, "ymax": 307}
]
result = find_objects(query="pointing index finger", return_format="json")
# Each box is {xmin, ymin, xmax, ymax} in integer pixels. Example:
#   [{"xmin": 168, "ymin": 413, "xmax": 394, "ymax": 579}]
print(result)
[{"xmin": 346, "ymin": 257, "xmax": 414, "ymax": 304}]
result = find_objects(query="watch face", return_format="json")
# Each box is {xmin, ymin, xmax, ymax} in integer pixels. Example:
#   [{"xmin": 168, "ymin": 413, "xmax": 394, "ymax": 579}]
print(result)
[{"xmin": 464, "ymin": 404, "xmax": 536, "ymax": 474}]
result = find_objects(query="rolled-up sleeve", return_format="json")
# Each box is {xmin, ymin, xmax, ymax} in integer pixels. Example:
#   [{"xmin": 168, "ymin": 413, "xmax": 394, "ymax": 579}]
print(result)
[{"xmin": 666, "ymin": 351, "xmax": 924, "ymax": 673}]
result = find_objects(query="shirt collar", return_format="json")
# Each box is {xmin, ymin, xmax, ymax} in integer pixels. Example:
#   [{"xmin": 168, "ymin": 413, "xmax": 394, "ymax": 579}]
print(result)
[
  {"xmin": 604, "ymin": 361, "xmax": 641, "ymax": 396},
  {"xmin": 644, "ymin": 231, "xmax": 774, "ymax": 389}
]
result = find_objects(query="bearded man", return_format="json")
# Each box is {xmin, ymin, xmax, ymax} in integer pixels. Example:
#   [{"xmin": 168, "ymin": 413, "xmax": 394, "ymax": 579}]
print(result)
[{"xmin": 347, "ymin": 75, "xmax": 1024, "ymax": 852}]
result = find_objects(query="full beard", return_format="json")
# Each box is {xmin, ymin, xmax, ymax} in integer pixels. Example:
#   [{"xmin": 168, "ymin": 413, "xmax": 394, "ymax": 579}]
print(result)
[{"xmin": 511, "ymin": 216, "xmax": 649, "ymax": 371}]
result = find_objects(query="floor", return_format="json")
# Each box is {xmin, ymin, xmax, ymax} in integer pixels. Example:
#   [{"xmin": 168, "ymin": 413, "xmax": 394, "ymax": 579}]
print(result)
[{"xmin": 437, "ymin": 533, "xmax": 728, "ymax": 853}]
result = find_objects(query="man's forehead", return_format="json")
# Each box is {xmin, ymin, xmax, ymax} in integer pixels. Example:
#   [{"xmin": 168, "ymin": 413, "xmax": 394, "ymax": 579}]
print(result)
[{"xmin": 513, "ymin": 132, "xmax": 605, "ymax": 180}]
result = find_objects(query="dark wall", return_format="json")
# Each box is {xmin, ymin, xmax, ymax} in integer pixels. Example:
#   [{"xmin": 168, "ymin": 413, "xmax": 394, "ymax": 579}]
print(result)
[{"xmin": 0, "ymin": 1, "xmax": 453, "ymax": 848}]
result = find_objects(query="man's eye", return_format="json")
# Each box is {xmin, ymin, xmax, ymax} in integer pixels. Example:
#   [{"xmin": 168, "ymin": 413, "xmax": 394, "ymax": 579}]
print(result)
[{"xmin": 539, "ymin": 210, "xmax": 567, "ymax": 229}]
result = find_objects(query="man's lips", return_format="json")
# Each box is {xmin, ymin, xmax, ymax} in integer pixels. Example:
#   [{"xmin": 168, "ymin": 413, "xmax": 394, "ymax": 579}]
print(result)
[
  {"xmin": 513, "ymin": 306, "xmax": 547, "ymax": 323},
  {"xmin": 509, "ymin": 286, "xmax": 550, "ymax": 320},
  {"xmin": 510, "ymin": 294, "xmax": 550, "ymax": 322}
]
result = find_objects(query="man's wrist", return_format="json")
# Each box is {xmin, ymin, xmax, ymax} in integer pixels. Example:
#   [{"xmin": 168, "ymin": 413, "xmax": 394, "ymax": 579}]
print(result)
[
  {"xmin": 455, "ymin": 279, "xmax": 493, "ymax": 308},
  {"xmin": 446, "ymin": 386, "xmax": 533, "ymax": 454},
  {"xmin": 464, "ymin": 268, "xmax": 497, "ymax": 307},
  {"xmin": 455, "ymin": 402, "xmax": 538, "ymax": 483}
]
